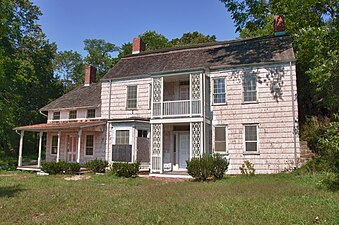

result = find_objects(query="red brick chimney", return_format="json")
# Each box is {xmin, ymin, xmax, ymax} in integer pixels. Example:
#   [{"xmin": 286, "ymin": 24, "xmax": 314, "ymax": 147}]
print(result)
[
  {"xmin": 274, "ymin": 15, "xmax": 285, "ymax": 36},
  {"xmin": 132, "ymin": 37, "xmax": 145, "ymax": 54},
  {"xmin": 84, "ymin": 65, "xmax": 96, "ymax": 86}
]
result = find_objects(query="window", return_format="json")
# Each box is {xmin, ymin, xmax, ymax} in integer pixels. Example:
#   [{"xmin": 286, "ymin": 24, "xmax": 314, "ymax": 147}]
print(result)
[
  {"xmin": 51, "ymin": 135, "xmax": 58, "ymax": 154},
  {"xmin": 138, "ymin": 130, "xmax": 148, "ymax": 138},
  {"xmin": 69, "ymin": 110, "xmax": 77, "ymax": 119},
  {"xmin": 244, "ymin": 125, "xmax": 258, "ymax": 152},
  {"xmin": 215, "ymin": 126, "xmax": 227, "ymax": 152},
  {"xmin": 87, "ymin": 109, "xmax": 95, "ymax": 118},
  {"xmin": 116, "ymin": 130, "xmax": 130, "ymax": 145},
  {"xmin": 213, "ymin": 78, "xmax": 226, "ymax": 104},
  {"xmin": 243, "ymin": 74, "xmax": 257, "ymax": 102},
  {"xmin": 85, "ymin": 135, "xmax": 94, "ymax": 155},
  {"xmin": 127, "ymin": 85, "xmax": 137, "ymax": 109},
  {"xmin": 53, "ymin": 112, "xmax": 60, "ymax": 120}
]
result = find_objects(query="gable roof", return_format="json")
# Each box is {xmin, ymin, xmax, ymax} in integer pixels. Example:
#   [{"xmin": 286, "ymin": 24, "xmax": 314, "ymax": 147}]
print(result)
[
  {"xmin": 103, "ymin": 34, "xmax": 295, "ymax": 80},
  {"xmin": 40, "ymin": 83, "xmax": 101, "ymax": 111}
]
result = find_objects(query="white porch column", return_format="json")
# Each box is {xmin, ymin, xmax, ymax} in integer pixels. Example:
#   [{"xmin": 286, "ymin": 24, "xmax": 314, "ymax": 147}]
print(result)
[
  {"xmin": 18, "ymin": 130, "xmax": 24, "ymax": 167},
  {"xmin": 77, "ymin": 129, "xmax": 82, "ymax": 163},
  {"xmin": 56, "ymin": 130, "xmax": 61, "ymax": 162},
  {"xmin": 38, "ymin": 131, "xmax": 43, "ymax": 167}
]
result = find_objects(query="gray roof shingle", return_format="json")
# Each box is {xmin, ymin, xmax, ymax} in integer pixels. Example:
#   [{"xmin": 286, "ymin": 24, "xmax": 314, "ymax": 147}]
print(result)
[
  {"xmin": 103, "ymin": 35, "xmax": 295, "ymax": 80},
  {"xmin": 40, "ymin": 83, "xmax": 101, "ymax": 111}
]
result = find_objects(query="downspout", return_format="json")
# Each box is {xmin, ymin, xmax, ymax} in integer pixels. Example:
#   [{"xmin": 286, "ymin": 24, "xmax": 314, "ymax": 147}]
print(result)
[
  {"xmin": 289, "ymin": 61, "xmax": 298, "ymax": 169},
  {"xmin": 106, "ymin": 80, "xmax": 113, "ymax": 162},
  {"xmin": 39, "ymin": 110, "xmax": 48, "ymax": 117}
]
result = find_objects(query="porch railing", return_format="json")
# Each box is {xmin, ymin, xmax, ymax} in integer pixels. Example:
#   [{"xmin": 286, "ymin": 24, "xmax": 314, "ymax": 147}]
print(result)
[{"xmin": 153, "ymin": 99, "xmax": 202, "ymax": 117}]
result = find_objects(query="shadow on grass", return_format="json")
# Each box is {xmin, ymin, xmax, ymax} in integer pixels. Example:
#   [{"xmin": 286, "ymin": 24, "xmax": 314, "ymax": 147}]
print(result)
[{"xmin": 0, "ymin": 185, "xmax": 25, "ymax": 198}]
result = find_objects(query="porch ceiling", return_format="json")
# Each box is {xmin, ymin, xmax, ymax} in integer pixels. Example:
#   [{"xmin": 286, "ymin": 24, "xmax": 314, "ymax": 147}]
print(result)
[{"xmin": 14, "ymin": 121, "xmax": 106, "ymax": 132}]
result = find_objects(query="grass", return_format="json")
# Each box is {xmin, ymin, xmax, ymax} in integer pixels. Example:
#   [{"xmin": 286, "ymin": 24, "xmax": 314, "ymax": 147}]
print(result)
[{"xmin": 0, "ymin": 172, "xmax": 338, "ymax": 225}]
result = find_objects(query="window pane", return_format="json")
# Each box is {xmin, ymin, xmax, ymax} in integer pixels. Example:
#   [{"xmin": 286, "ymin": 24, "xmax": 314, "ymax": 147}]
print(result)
[
  {"xmin": 243, "ymin": 74, "xmax": 257, "ymax": 102},
  {"xmin": 51, "ymin": 136, "xmax": 58, "ymax": 154},
  {"xmin": 215, "ymin": 127, "xmax": 226, "ymax": 142},
  {"xmin": 215, "ymin": 142, "xmax": 226, "ymax": 152},
  {"xmin": 87, "ymin": 109, "xmax": 95, "ymax": 118},
  {"xmin": 245, "ymin": 126, "xmax": 257, "ymax": 141},
  {"xmin": 86, "ymin": 135, "xmax": 94, "ymax": 155},
  {"xmin": 127, "ymin": 86, "xmax": 137, "ymax": 108},
  {"xmin": 116, "ymin": 130, "xmax": 129, "ymax": 145},
  {"xmin": 53, "ymin": 112, "xmax": 60, "ymax": 120},
  {"xmin": 69, "ymin": 110, "xmax": 77, "ymax": 119},
  {"xmin": 213, "ymin": 78, "xmax": 226, "ymax": 104},
  {"xmin": 246, "ymin": 142, "xmax": 257, "ymax": 151}
]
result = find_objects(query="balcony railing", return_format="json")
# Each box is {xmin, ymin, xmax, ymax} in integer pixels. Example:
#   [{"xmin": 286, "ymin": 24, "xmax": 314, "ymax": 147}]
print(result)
[{"xmin": 152, "ymin": 99, "xmax": 202, "ymax": 118}]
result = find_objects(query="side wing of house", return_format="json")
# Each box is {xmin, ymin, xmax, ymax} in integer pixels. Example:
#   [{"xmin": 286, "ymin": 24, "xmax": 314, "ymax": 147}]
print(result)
[{"xmin": 210, "ymin": 63, "xmax": 299, "ymax": 174}]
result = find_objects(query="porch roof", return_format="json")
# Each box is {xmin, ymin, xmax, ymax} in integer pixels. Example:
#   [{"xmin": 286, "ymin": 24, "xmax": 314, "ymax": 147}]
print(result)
[{"xmin": 14, "ymin": 121, "xmax": 106, "ymax": 132}]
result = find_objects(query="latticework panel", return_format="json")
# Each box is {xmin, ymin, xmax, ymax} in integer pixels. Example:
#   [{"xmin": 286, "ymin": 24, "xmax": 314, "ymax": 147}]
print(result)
[
  {"xmin": 152, "ymin": 77, "xmax": 162, "ymax": 103},
  {"xmin": 151, "ymin": 123, "xmax": 162, "ymax": 172},
  {"xmin": 191, "ymin": 122, "xmax": 202, "ymax": 157},
  {"xmin": 191, "ymin": 73, "xmax": 201, "ymax": 100}
]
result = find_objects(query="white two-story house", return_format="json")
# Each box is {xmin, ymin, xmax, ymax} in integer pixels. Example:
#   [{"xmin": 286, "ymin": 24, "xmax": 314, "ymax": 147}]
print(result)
[{"xmin": 15, "ymin": 19, "xmax": 299, "ymax": 176}]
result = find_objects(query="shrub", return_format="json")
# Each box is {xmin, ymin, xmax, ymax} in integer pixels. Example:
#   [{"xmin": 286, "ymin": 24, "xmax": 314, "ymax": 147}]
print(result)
[
  {"xmin": 317, "ymin": 173, "xmax": 339, "ymax": 192},
  {"xmin": 60, "ymin": 162, "xmax": 81, "ymax": 174},
  {"xmin": 186, "ymin": 154, "xmax": 229, "ymax": 181},
  {"xmin": 213, "ymin": 154, "xmax": 229, "ymax": 179},
  {"xmin": 111, "ymin": 162, "xmax": 140, "ymax": 178},
  {"xmin": 239, "ymin": 160, "xmax": 256, "ymax": 176},
  {"xmin": 85, "ymin": 159, "xmax": 108, "ymax": 173},
  {"xmin": 42, "ymin": 162, "xmax": 80, "ymax": 174},
  {"xmin": 42, "ymin": 162, "xmax": 63, "ymax": 174}
]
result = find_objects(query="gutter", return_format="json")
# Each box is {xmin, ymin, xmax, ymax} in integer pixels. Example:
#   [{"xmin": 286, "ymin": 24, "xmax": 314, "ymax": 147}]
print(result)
[{"xmin": 289, "ymin": 61, "xmax": 298, "ymax": 169}]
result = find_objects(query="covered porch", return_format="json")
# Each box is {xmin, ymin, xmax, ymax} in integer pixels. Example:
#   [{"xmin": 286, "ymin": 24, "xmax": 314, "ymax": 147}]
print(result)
[{"xmin": 14, "ymin": 121, "xmax": 106, "ymax": 170}]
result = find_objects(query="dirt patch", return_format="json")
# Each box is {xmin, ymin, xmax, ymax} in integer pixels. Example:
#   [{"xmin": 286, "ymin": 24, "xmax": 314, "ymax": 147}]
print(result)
[
  {"xmin": 64, "ymin": 175, "xmax": 91, "ymax": 181},
  {"xmin": 140, "ymin": 175, "xmax": 192, "ymax": 182},
  {"xmin": 0, "ymin": 172, "xmax": 29, "ymax": 178}
]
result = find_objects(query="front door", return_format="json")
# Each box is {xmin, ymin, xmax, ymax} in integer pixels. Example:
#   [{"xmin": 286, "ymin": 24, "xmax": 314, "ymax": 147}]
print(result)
[
  {"xmin": 67, "ymin": 135, "xmax": 77, "ymax": 162},
  {"xmin": 178, "ymin": 133, "xmax": 189, "ymax": 169}
]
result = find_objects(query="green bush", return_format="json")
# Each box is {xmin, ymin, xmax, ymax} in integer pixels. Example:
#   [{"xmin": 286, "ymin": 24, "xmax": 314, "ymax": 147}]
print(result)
[
  {"xmin": 186, "ymin": 154, "xmax": 228, "ymax": 181},
  {"xmin": 111, "ymin": 162, "xmax": 140, "ymax": 178},
  {"xmin": 239, "ymin": 160, "xmax": 256, "ymax": 176},
  {"xmin": 316, "ymin": 173, "xmax": 339, "ymax": 192},
  {"xmin": 59, "ymin": 162, "xmax": 81, "ymax": 174},
  {"xmin": 85, "ymin": 159, "xmax": 108, "ymax": 173},
  {"xmin": 42, "ymin": 162, "xmax": 80, "ymax": 174},
  {"xmin": 41, "ymin": 162, "xmax": 63, "ymax": 174}
]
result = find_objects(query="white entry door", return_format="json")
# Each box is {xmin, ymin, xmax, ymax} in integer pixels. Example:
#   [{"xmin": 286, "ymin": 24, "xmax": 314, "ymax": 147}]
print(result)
[
  {"xmin": 178, "ymin": 133, "xmax": 190, "ymax": 169},
  {"xmin": 67, "ymin": 135, "xmax": 77, "ymax": 162}
]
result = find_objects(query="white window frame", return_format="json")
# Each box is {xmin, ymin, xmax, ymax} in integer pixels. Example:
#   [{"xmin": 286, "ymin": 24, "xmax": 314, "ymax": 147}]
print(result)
[
  {"xmin": 213, "ymin": 77, "xmax": 226, "ymax": 104},
  {"xmin": 50, "ymin": 135, "xmax": 58, "ymax": 155},
  {"xmin": 87, "ymin": 109, "xmax": 96, "ymax": 118},
  {"xmin": 69, "ymin": 110, "xmax": 77, "ymax": 119},
  {"xmin": 126, "ymin": 85, "xmax": 137, "ymax": 109},
  {"xmin": 115, "ymin": 130, "xmax": 130, "ymax": 145},
  {"xmin": 84, "ymin": 134, "xmax": 95, "ymax": 157},
  {"xmin": 243, "ymin": 124, "xmax": 259, "ymax": 154},
  {"xmin": 213, "ymin": 125, "xmax": 228, "ymax": 153},
  {"xmin": 242, "ymin": 74, "xmax": 258, "ymax": 103},
  {"xmin": 53, "ymin": 112, "xmax": 60, "ymax": 120}
]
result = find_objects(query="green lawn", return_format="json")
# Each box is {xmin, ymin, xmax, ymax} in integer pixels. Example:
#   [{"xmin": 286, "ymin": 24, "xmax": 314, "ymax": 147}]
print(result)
[{"xmin": 0, "ymin": 172, "xmax": 338, "ymax": 225}]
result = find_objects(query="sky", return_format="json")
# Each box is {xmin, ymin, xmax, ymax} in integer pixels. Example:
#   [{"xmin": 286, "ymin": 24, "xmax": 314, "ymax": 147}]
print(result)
[{"xmin": 31, "ymin": 0, "xmax": 238, "ymax": 57}]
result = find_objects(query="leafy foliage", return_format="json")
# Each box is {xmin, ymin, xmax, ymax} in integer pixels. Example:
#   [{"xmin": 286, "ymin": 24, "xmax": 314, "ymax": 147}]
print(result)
[
  {"xmin": 239, "ymin": 160, "xmax": 256, "ymax": 176},
  {"xmin": 169, "ymin": 32, "xmax": 216, "ymax": 47},
  {"xmin": 83, "ymin": 39, "xmax": 119, "ymax": 79},
  {"xmin": 186, "ymin": 154, "xmax": 229, "ymax": 181},
  {"xmin": 41, "ymin": 161, "xmax": 80, "ymax": 175},
  {"xmin": 85, "ymin": 159, "xmax": 108, "ymax": 173},
  {"xmin": 111, "ymin": 162, "xmax": 140, "ymax": 178},
  {"xmin": 0, "ymin": 0, "xmax": 63, "ymax": 156}
]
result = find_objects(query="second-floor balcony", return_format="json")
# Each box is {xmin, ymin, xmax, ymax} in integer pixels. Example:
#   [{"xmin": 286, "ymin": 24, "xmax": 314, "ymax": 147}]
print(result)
[{"xmin": 151, "ymin": 73, "xmax": 210, "ymax": 119}]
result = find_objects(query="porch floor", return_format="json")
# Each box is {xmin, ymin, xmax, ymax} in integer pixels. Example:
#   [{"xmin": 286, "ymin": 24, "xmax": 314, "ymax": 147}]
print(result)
[
  {"xmin": 17, "ymin": 165, "xmax": 41, "ymax": 172},
  {"xmin": 149, "ymin": 171, "xmax": 192, "ymax": 179}
]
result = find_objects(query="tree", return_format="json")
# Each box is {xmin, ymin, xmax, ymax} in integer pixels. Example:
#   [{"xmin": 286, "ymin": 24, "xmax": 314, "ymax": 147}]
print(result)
[
  {"xmin": 169, "ymin": 32, "xmax": 216, "ymax": 47},
  {"xmin": 219, "ymin": 0, "xmax": 339, "ymax": 117},
  {"xmin": 139, "ymin": 31, "xmax": 170, "ymax": 51},
  {"xmin": 83, "ymin": 39, "xmax": 119, "ymax": 79},
  {"xmin": 0, "ymin": 0, "xmax": 63, "ymax": 156},
  {"xmin": 54, "ymin": 50, "xmax": 84, "ymax": 89}
]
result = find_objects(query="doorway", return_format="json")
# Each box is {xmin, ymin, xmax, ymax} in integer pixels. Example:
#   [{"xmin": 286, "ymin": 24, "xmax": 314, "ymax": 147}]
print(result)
[{"xmin": 67, "ymin": 135, "xmax": 77, "ymax": 162}]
